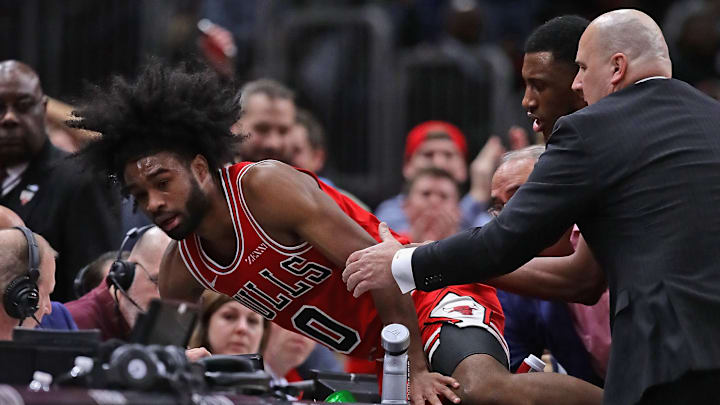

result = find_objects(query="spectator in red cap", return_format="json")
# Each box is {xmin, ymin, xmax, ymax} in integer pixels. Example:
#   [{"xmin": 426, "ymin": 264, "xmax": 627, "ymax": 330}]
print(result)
[
  {"xmin": 376, "ymin": 120, "xmax": 525, "ymax": 234},
  {"xmin": 402, "ymin": 121, "xmax": 469, "ymax": 183}
]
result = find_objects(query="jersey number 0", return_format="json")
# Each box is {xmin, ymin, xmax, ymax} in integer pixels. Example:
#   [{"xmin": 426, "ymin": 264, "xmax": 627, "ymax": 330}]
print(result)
[{"xmin": 291, "ymin": 305, "xmax": 361, "ymax": 354}]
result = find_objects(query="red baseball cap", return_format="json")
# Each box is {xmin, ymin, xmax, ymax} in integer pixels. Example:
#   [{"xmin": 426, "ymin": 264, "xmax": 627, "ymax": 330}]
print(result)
[{"xmin": 404, "ymin": 121, "xmax": 468, "ymax": 162}]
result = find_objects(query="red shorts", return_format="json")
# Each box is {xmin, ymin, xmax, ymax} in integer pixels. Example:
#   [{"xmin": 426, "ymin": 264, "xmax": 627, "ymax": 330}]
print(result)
[
  {"xmin": 412, "ymin": 284, "xmax": 508, "ymax": 366},
  {"xmin": 346, "ymin": 284, "xmax": 507, "ymax": 373}
]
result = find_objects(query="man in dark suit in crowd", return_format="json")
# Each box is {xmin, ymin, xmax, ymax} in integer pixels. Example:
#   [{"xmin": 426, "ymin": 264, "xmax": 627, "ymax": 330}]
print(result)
[
  {"xmin": 344, "ymin": 9, "xmax": 720, "ymax": 405},
  {"xmin": 0, "ymin": 60, "xmax": 123, "ymax": 302}
]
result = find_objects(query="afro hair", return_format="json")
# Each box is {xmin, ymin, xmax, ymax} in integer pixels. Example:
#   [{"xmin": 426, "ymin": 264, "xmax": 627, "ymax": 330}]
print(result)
[{"xmin": 69, "ymin": 61, "xmax": 241, "ymax": 188}]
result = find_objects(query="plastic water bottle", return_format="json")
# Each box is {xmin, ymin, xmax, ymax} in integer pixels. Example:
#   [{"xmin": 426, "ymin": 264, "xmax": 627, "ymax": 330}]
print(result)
[
  {"xmin": 28, "ymin": 371, "xmax": 52, "ymax": 392},
  {"xmin": 515, "ymin": 354, "xmax": 546, "ymax": 373},
  {"xmin": 381, "ymin": 323, "xmax": 410, "ymax": 405}
]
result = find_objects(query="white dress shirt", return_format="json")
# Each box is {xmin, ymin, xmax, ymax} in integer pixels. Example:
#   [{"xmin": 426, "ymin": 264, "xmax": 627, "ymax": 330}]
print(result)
[{"xmin": 1, "ymin": 162, "xmax": 28, "ymax": 197}]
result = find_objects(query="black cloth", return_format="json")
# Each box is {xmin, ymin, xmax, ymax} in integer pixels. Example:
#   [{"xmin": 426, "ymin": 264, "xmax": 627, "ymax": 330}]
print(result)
[
  {"xmin": 411, "ymin": 78, "xmax": 720, "ymax": 404},
  {"xmin": 636, "ymin": 370, "xmax": 720, "ymax": 404},
  {"xmin": 1, "ymin": 141, "xmax": 122, "ymax": 302},
  {"xmin": 430, "ymin": 323, "xmax": 508, "ymax": 376}
]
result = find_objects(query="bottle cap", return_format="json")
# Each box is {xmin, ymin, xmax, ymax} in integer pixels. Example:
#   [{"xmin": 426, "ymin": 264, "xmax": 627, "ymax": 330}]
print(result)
[
  {"xmin": 74, "ymin": 356, "xmax": 94, "ymax": 373},
  {"xmin": 32, "ymin": 371, "xmax": 52, "ymax": 385},
  {"xmin": 326, "ymin": 390, "xmax": 357, "ymax": 403},
  {"xmin": 381, "ymin": 323, "xmax": 410, "ymax": 354},
  {"xmin": 524, "ymin": 354, "xmax": 546, "ymax": 372}
]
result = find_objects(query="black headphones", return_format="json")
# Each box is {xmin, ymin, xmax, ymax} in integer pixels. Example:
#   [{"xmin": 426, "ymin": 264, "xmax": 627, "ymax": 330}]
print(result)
[
  {"xmin": 107, "ymin": 225, "xmax": 155, "ymax": 293},
  {"xmin": 3, "ymin": 226, "xmax": 41, "ymax": 323}
]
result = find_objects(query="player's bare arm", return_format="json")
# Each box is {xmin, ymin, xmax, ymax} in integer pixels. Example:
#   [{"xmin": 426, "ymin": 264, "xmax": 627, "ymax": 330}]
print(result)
[
  {"xmin": 241, "ymin": 161, "xmax": 460, "ymax": 405},
  {"xmin": 159, "ymin": 240, "xmax": 205, "ymax": 303},
  {"xmin": 489, "ymin": 235, "xmax": 606, "ymax": 305}
]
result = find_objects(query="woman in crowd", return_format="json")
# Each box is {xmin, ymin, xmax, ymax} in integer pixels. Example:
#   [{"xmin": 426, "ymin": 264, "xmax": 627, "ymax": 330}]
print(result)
[
  {"xmin": 190, "ymin": 290, "xmax": 269, "ymax": 355},
  {"xmin": 190, "ymin": 290, "xmax": 318, "ymax": 386}
]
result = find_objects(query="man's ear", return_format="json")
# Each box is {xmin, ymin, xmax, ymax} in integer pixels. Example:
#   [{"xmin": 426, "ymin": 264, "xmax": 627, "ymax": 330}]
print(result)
[
  {"xmin": 313, "ymin": 149, "xmax": 326, "ymax": 172},
  {"xmin": 190, "ymin": 154, "xmax": 211, "ymax": 182},
  {"xmin": 610, "ymin": 53, "xmax": 628, "ymax": 86},
  {"xmin": 402, "ymin": 161, "xmax": 416, "ymax": 180}
]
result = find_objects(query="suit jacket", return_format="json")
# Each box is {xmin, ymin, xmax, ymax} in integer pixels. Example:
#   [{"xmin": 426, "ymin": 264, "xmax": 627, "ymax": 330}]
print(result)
[
  {"xmin": 1, "ymin": 141, "xmax": 122, "ymax": 302},
  {"xmin": 412, "ymin": 78, "xmax": 720, "ymax": 404}
]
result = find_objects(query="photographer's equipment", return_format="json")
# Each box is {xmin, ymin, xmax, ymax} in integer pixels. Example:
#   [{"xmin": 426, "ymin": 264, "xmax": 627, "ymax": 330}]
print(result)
[
  {"xmin": 129, "ymin": 299, "xmax": 198, "ymax": 347},
  {"xmin": 198, "ymin": 354, "xmax": 272, "ymax": 395},
  {"xmin": 0, "ymin": 329, "xmax": 100, "ymax": 384}
]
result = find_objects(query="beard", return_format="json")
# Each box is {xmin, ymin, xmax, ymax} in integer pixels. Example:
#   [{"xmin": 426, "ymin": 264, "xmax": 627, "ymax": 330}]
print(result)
[{"xmin": 165, "ymin": 177, "xmax": 211, "ymax": 241}]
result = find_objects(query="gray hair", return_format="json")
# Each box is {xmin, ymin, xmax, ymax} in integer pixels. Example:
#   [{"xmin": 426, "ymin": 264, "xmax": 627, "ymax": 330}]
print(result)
[
  {"xmin": 236, "ymin": 79, "xmax": 294, "ymax": 114},
  {"xmin": 500, "ymin": 145, "xmax": 545, "ymax": 164}
]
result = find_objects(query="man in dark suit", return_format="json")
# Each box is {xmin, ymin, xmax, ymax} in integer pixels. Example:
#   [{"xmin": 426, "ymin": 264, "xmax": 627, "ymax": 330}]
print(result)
[
  {"xmin": 0, "ymin": 60, "xmax": 123, "ymax": 302},
  {"xmin": 344, "ymin": 9, "xmax": 720, "ymax": 404}
]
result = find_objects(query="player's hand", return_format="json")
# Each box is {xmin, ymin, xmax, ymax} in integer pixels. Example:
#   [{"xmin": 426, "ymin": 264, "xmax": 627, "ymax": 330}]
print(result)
[
  {"xmin": 343, "ymin": 222, "xmax": 403, "ymax": 297},
  {"xmin": 409, "ymin": 368, "xmax": 461, "ymax": 405}
]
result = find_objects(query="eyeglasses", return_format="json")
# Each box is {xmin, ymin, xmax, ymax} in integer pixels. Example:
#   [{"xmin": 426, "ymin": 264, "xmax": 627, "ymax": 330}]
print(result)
[{"xmin": 134, "ymin": 262, "xmax": 159, "ymax": 286}]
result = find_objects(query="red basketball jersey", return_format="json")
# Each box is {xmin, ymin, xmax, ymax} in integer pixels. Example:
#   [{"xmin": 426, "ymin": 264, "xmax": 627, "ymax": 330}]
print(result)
[{"xmin": 178, "ymin": 162, "xmax": 399, "ymax": 359}]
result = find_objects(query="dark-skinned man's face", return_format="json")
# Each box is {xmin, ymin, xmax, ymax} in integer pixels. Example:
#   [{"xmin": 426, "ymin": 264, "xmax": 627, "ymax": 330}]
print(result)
[
  {"xmin": 521, "ymin": 52, "xmax": 586, "ymax": 142},
  {"xmin": 0, "ymin": 61, "xmax": 48, "ymax": 166}
]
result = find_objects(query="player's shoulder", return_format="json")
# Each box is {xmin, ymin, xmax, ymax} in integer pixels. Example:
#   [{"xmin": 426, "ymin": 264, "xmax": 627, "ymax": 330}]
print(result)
[
  {"xmin": 243, "ymin": 159, "xmax": 292, "ymax": 182},
  {"xmin": 242, "ymin": 160, "xmax": 314, "ymax": 195},
  {"xmin": 161, "ymin": 240, "xmax": 184, "ymax": 269}
]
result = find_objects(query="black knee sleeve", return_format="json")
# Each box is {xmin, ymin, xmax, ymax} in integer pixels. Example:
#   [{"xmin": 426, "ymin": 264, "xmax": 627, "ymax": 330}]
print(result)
[{"xmin": 429, "ymin": 323, "xmax": 509, "ymax": 376}]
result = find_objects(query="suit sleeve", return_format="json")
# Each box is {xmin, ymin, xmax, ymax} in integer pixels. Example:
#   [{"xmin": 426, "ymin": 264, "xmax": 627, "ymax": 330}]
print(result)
[
  {"xmin": 56, "ymin": 173, "xmax": 122, "ymax": 299},
  {"xmin": 411, "ymin": 118, "xmax": 597, "ymax": 291}
]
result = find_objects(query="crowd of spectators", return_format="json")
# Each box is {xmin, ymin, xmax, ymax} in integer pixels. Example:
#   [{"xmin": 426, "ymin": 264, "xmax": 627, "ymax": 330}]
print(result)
[{"xmin": 1, "ymin": 2, "xmax": 719, "ymax": 404}]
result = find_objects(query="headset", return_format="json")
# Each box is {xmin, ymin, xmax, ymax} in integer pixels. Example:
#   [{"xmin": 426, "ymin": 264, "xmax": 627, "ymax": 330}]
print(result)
[
  {"xmin": 3, "ymin": 226, "xmax": 41, "ymax": 326},
  {"xmin": 106, "ymin": 224, "xmax": 155, "ymax": 311}
]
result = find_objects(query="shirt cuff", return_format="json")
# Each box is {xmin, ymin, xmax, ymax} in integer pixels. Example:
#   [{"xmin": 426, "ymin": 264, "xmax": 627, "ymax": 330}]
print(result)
[{"xmin": 391, "ymin": 247, "xmax": 417, "ymax": 294}]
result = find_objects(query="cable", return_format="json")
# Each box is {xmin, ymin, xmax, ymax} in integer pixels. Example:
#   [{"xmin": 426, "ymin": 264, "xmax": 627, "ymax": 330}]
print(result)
[
  {"xmin": 110, "ymin": 277, "xmax": 144, "ymax": 313},
  {"xmin": 108, "ymin": 224, "xmax": 155, "ymax": 313}
]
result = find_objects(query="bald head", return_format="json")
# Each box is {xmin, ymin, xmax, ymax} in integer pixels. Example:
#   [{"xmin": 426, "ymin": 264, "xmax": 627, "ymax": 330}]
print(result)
[
  {"xmin": 490, "ymin": 156, "xmax": 537, "ymax": 216},
  {"xmin": 0, "ymin": 228, "xmax": 55, "ymax": 294},
  {"xmin": 592, "ymin": 10, "xmax": 670, "ymax": 71},
  {"xmin": 0, "ymin": 228, "xmax": 56, "ymax": 330},
  {"xmin": 0, "ymin": 229, "xmax": 28, "ymax": 285},
  {"xmin": 0, "ymin": 206, "xmax": 24, "ymax": 228},
  {"xmin": 573, "ymin": 10, "xmax": 672, "ymax": 105},
  {"xmin": 128, "ymin": 227, "xmax": 171, "ymax": 269},
  {"xmin": 0, "ymin": 61, "xmax": 42, "ymax": 93},
  {"xmin": 120, "ymin": 226, "xmax": 168, "ymax": 327}
]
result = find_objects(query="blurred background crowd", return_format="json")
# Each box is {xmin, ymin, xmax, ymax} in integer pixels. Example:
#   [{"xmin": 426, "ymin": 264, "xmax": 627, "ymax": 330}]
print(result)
[
  {"xmin": 1, "ymin": 0, "xmax": 719, "ymax": 391},
  {"xmin": 2, "ymin": 0, "xmax": 719, "ymax": 208}
]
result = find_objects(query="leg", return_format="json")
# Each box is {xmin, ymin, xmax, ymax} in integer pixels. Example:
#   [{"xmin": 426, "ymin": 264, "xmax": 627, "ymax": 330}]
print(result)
[{"xmin": 432, "ymin": 324, "xmax": 603, "ymax": 405}]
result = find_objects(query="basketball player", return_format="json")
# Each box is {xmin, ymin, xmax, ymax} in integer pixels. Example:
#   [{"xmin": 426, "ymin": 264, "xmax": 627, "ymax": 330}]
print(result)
[
  {"xmin": 72, "ymin": 60, "xmax": 601, "ymax": 404},
  {"xmin": 71, "ymin": 63, "xmax": 458, "ymax": 405}
]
